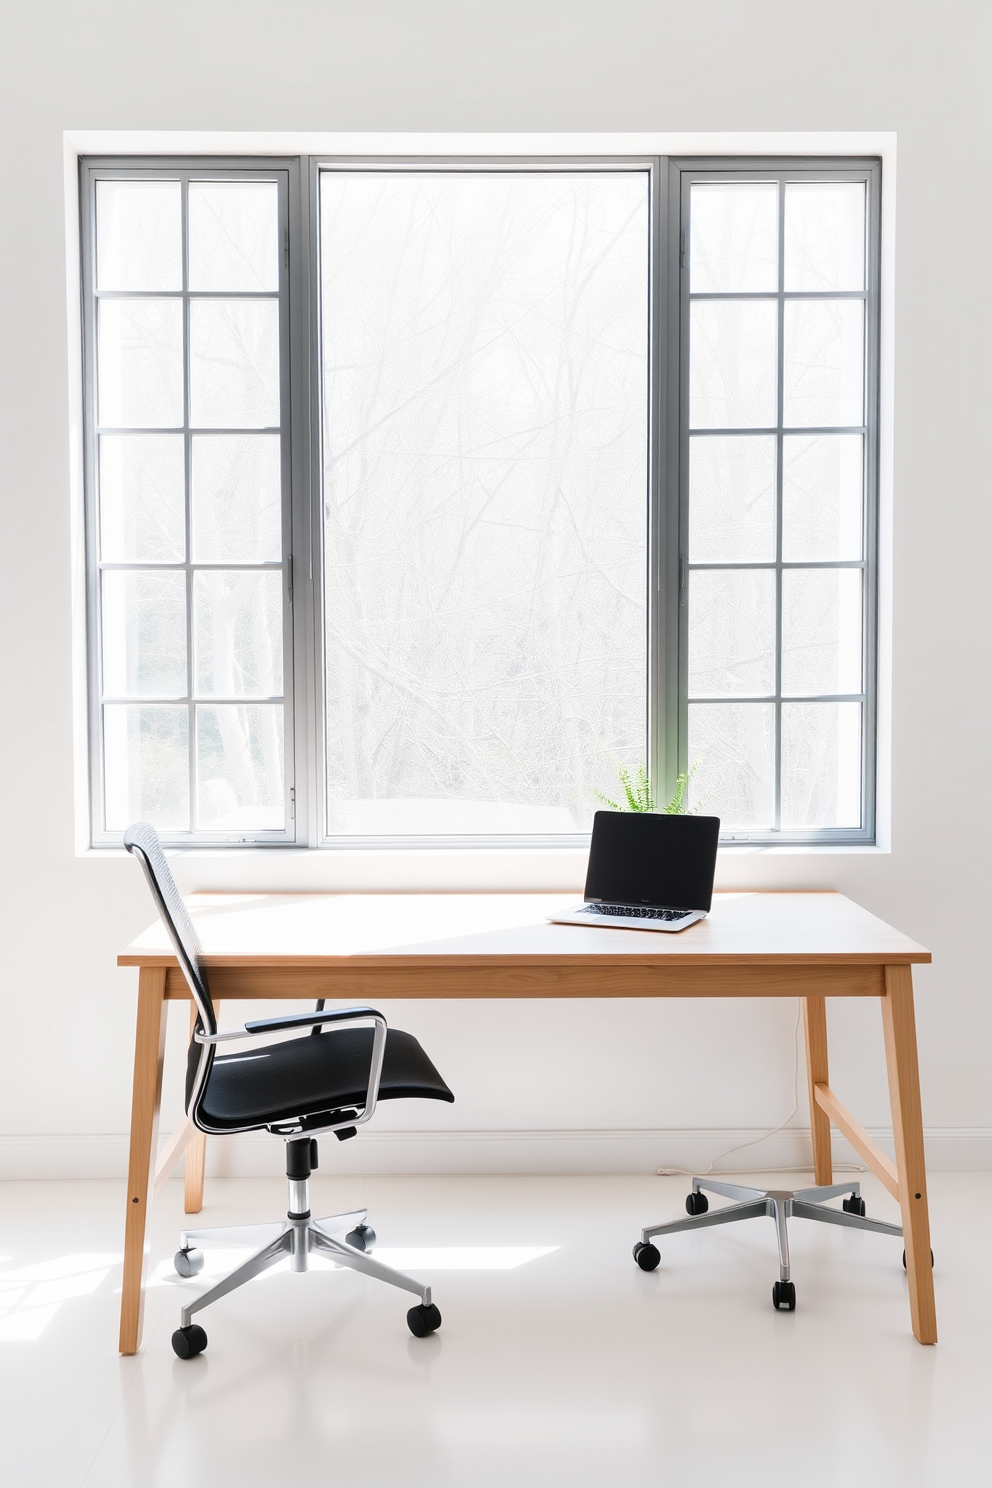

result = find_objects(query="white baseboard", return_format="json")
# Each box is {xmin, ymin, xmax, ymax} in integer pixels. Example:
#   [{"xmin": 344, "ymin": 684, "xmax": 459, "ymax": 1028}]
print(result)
[{"xmin": 2, "ymin": 1126, "xmax": 991, "ymax": 1180}]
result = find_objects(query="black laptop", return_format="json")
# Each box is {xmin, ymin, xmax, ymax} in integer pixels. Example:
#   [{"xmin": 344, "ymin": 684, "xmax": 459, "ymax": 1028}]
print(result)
[{"xmin": 548, "ymin": 810, "xmax": 721, "ymax": 932}]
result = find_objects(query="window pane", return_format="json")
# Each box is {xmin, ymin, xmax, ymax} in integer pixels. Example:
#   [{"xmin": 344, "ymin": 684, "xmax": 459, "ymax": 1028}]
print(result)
[
  {"xmin": 96, "ymin": 181, "xmax": 182, "ymax": 291},
  {"xmin": 102, "ymin": 570, "xmax": 186, "ymax": 696},
  {"xmin": 104, "ymin": 704, "xmax": 189, "ymax": 830},
  {"xmin": 188, "ymin": 182, "xmax": 279, "ymax": 292},
  {"xmin": 784, "ymin": 183, "xmax": 865, "ymax": 292},
  {"xmin": 320, "ymin": 171, "xmax": 649, "ymax": 836},
  {"xmin": 689, "ymin": 435, "xmax": 776, "ymax": 563},
  {"xmin": 193, "ymin": 570, "xmax": 283, "ymax": 697},
  {"xmin": 189, "ymin": 299, "xmax": 280, "ymax": 428},
  {"xmin": 688, "ymin": 702, "xmax": 774, "ymax": 827},
  {"xmin": 196, "ymin": 704, "xmax": 284, "ymax": 829},
  {"xmin": 690, "ymin": 300, "xmax": 777, "ymax": 429},
  {"xmin": 781, "ymin": 568, "xmax": 862, "ymax": 696},
  {"xmin": 783, "ymin": 300, "xmax": 864, "ymax": 428},
  {"xmin": 689, "ymin": 183, "xmax": 778, "ymax": 293},
  {"xmin": 782, "ymin": 701, "xmax": 861, "ymax": 828},
  {"xmin": 688, "ymin": 569, "xmax": 776, "ymax": 697},
  {"xmin": 191, "ymin": 434, "xmax": 281, "ymax": 562},
  {"xmin": 98, "ymin": 299, "xmax": 183, "ymax": 428},
  {"xmin": 782, "ymin": 434, "xmax": 862, "ymax": 561},
  {"xmin": 100, "ymin": 434, "xmax": 185, "ymax": 562}
]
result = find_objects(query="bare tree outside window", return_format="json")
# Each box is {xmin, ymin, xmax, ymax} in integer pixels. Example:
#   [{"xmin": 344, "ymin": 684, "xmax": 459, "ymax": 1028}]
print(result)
[{"xmin": 319, "ymin": 171, "xmax": 650, "ymax": 837}]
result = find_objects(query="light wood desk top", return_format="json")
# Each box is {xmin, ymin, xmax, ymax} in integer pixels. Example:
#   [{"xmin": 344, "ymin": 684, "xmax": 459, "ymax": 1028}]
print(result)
[{"xmin": 120, "ymin": 889, "xmax": 930, "ymax": 975}]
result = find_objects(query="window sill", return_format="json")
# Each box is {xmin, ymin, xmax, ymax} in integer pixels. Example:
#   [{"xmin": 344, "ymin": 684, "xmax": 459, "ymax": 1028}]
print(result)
[{"xmin": 81, "ymin": 839, "xmax": 889, "ymax": 893}]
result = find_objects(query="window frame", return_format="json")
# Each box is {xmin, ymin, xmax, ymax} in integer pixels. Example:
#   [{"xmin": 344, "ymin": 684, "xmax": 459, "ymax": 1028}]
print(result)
[
  {"xmin": 79, "ymin": 156, "xmax": 308, "ymax": 846},
  {"xmin": 307, "ymin": 154, "xmax": 663, "ymax": 850},
  {"xmin": 666, "ymin": 156, "xmax": 882, "ymax": 846},
  {"xmin": 78, "ymin": 153, "xmax": 881, "ymax": 850}
]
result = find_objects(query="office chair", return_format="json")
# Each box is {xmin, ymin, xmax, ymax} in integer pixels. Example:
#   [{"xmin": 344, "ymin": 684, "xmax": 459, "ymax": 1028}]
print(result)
[
  {"xmin": 633, "ymin": 1175, "xmax": 905, "ymax": 1310},
  {"xmin": 124, "ymin": 822, "xmax": 454, "ymax": 1358}
]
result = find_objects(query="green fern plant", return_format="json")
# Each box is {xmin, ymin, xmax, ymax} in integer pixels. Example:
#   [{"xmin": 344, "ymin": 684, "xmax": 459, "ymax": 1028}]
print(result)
[
  {"xmin": 595, "ymin": 759, "xmax": 702, "ymax": 815},
  {"xmin": 594, "ymin": 762, "xmax": 655, "ymax": 813}
]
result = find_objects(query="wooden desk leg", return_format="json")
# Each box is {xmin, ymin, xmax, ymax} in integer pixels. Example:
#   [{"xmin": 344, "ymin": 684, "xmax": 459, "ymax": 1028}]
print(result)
[
  {"xmin": 119, "ymin": 967, "xmax": 168, "ymax": 1356},
  {"xmin": 882, "ymin": 964, "xmax": 937, "ymax": 1345},
  {"xmin": 183, "ymin": 1000, "xmax": 208, "ymax": 1215},
  {"xmin": 803, "ymin": 995, "xmax": 832, "ymax": 1185}
]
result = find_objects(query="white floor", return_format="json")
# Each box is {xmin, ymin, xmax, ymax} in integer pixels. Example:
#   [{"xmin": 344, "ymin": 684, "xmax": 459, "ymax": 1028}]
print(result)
[{"xmin": 2, "ymin": 1171, "xmax": 991, "ymax": 1488}]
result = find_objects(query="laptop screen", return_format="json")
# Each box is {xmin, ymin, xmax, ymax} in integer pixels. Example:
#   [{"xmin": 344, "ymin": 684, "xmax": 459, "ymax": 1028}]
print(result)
[{"xmin": 583, "ymin": 811, "xmax": 721, "ymax": 912}]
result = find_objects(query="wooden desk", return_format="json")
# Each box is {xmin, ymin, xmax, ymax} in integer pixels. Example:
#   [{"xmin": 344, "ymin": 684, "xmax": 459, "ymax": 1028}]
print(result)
[{"xmin": 117, "ymin": 889, "xmax": 934, "ymax": 1351}]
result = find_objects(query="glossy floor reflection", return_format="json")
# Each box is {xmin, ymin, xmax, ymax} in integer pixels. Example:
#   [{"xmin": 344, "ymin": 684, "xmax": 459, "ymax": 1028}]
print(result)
[{"xmin": 2, "ymin": 1172, "xmax": 991, "ymax": 1487}]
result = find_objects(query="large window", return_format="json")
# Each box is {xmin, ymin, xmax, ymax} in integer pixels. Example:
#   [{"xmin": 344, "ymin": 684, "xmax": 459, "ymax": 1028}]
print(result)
[{"xmin": 79, "ymin": 155, "xmax": 880, "ymax": 848}]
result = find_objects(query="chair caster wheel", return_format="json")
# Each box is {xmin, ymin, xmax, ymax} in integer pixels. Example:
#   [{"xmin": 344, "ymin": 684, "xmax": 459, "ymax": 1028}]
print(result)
[
  {"xmin": 842, "ymin": 1195, "xmax": 866, "ymax": 1216},
  {"xmin": 632, "ymin": 1242, "xmax": 661, "ymax": 1271},
  {"xmin": 172, "ymin": 1324, "xmax": 208, "ymax": 1358},
  {"xmin": 902, "ymin": 1248, "xmax": 934, "ymax": 1269},
  {"xmin": 407, "ymin": 1303, "xmax": 441, "ymax": 1337},
  {"xmin": 772, "ymin": 1280, "xmax": 796, "ymax": 1311},
  {"xmin": 345, "ymin": 1224, "xmax": 376, "ymax": 1253},
  {"xmin": 686, "ymin": 1191, "xmax": 709, "ymax": 1216},
  {"xmin": 174, "ymin": 1248, "xmax": 204, "ymax": 1278}
]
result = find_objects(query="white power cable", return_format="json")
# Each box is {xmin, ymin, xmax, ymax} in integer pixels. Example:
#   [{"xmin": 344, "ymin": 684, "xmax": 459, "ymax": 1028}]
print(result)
[{"xmin": 656, "ymin": 1000, "xmax": 866, "ymax": 1178}]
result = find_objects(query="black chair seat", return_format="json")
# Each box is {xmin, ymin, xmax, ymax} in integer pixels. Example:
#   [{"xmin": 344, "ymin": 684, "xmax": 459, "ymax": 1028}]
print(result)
[{"xmin": 199, "ymin": 1026, "xmax": 454, "ymax": 1132}]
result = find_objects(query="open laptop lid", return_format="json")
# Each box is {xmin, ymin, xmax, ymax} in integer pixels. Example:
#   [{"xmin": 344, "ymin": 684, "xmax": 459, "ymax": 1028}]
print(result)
[{"xmin": 584, "ymin": 811, "xmax": 721, "ymax": 912}]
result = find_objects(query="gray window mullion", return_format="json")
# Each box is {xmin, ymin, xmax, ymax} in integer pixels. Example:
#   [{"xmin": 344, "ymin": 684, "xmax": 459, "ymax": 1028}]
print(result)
[
  {"xmin": 102, "ymin": 696, "xmax": 285, "ymax": 705},
  {"xmin": 648, "ymin": 156, "xmax": 669, "ymax": 813},
  {"xmin": 689, "ymin": 289, "xmax": 868, "ymax": 302},
  {"xmin": 689, "ymin": 693, "xmax": 866, "ymax": 705},
  {"xmin": 276, "ymin": 167, "xmax": 298, "ymax": 841},
  {"xmin": 773, "ymin": 178, "xmax": 786, "ymax": 833},
  {"xmin": 675, "ymin": 167, "xmax": 692, "ymax": 796},
  {"xmin": 99, "ymin": 562, "xmax": 283, "ymax": 572},
  {"xmin": 687, "ymin": 560, "xmax": 868, "ymax": 572},
  {"xmin": 861, "ymin": 161, "xmax": 882, "ymax": 839},
  {"xmin": 94, "ymin": 426, "xmax": 284, "ymax": 437},
  {"xmin": 80, "ymin": 170, "xmax": 104, "ymax": 838},
  {"xmin": 690, "ymin": 425, "xmax": 867, "ymax": 438},
  {"xmin": 180, "ymin": 174, "xmax": 196, "ymax": 834}
]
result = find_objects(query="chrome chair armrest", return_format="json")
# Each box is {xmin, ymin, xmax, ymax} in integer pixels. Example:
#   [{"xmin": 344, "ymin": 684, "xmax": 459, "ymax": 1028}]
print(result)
[
  {"xmin": 194, "ymin": 1028, "xmax": 259, "ymax": 1044},
  {"xmin": 195, "ymin": 1007, "xmax": 389, "ymax": 1124},
  {"xmin": 244, "ymin": 1005, "xmax": 385, "ymax": 1035}
]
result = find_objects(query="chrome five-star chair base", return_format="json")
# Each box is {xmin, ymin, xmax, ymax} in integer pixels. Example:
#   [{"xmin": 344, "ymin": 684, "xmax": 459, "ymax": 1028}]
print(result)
[
  {"xmin": 171, "ymin": 1144, "xmax": 441, "ymax": 1358},
  {"xmin": 632, "ymin": 1178, "xmax": 903, "ymax": 1312}
]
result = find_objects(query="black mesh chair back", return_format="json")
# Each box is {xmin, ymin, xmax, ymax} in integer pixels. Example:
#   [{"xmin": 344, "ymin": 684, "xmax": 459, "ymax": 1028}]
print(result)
[{"xmin": 123, "ymin": 822, "xmax": 216, "ymax": 1039}]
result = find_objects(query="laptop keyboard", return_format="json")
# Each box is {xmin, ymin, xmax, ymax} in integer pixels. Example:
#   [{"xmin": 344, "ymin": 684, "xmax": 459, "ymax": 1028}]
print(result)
[{"xmin": 577, "ymin": 904, "xmax": 692, "ymax": 921}]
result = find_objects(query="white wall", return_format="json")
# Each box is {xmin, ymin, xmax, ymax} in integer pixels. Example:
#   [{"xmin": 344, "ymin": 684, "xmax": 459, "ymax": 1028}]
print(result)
[{"xmin": 2, "ymin": 0, "xmax": 990, "ymax": 1179}]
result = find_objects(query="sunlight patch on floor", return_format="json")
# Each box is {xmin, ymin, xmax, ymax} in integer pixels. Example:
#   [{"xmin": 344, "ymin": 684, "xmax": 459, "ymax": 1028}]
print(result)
[{"xmin": 0, "ymin": 1253, "xmax": 121, "ymax": 1341}]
